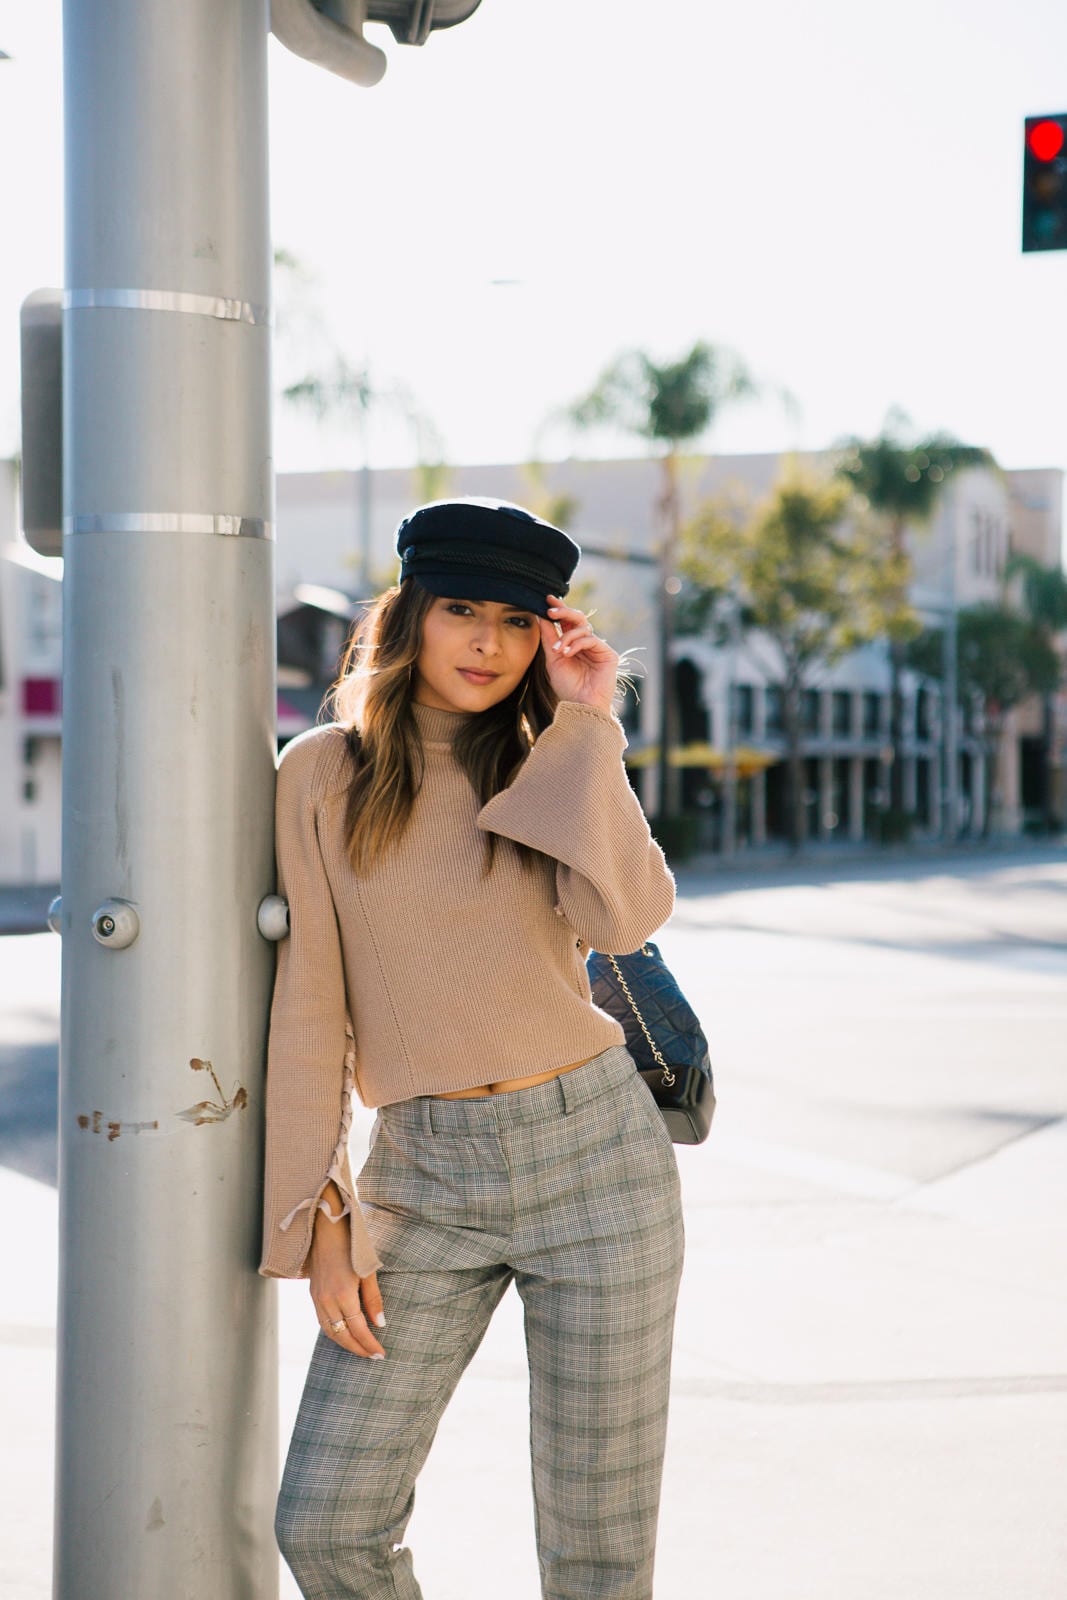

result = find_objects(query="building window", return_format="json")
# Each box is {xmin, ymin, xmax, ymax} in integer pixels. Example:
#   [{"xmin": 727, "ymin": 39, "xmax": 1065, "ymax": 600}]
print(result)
[
  {"xmin": 732, "ymin": 684, "xmax": 754, "ymax": 738},
  {"xmin": 916, "ymin": 758, "xmax": 932, "ymax": 827},
  {"xmin": 765, "ymin": 685, "xmax": 784, "ymax": 736},
  {"xmin": 804, "ymin": 757, "xmax": 820, "ymax": 838},
  {"xmin": 862, "ymin": 692, "xmax": 883, "ymax": 738},
  {"xmin": 27, "ymin": 576, "xmax": 62, "ymax": 662},
  {"xmin": 620, "ymin": 689, "xmax": 641, "ymax": 737},
  {"xmin": 675, "ymin": 658, "xmax": 710, "ymax": 743},
  {"xmin": 832, "ymin": 691, "xmax": 852, "ymax": 738},
  {"xmin": 802, "ymin": 689, "xmax": 821, "ymax": 736},
  {"xmin": 916, "ymin": 687, "xmax": 933, "ymax": 741},
  {"xmin": 970, "ymin": 509, "xmax": 1007, "ymax": 577}
]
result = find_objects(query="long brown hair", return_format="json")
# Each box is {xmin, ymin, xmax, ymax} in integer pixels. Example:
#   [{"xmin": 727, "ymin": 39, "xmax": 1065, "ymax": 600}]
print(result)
[{"xmin": 322, "ymin": 577, "xmax": 561, "ymax": 877}]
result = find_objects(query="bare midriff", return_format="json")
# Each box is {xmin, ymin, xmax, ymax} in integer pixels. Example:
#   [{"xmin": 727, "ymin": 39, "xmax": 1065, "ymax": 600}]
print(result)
[{"xmin": 432, "ymin": 1054, "xmax": 598, "ymax": 1099}]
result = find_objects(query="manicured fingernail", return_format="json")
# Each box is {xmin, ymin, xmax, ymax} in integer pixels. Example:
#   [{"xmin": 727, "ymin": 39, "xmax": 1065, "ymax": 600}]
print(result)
[
  {"xmin": 370, "ymin": 1352, "xmax": 385, "ymax": 1360},
  {"xmin": 374, "ymin": 1313, "xmax": 387, "ymax": 1328}
]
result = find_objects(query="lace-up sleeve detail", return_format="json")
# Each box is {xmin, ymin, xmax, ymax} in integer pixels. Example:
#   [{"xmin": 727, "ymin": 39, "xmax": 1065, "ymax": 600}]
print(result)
[
  {"xmin": 258, "ymin": 731, "xmax": 382, "ymax": 1281},
  {"xmin": 272, "ymin": 1017, "xmax": 379, "ymax": 1277}
]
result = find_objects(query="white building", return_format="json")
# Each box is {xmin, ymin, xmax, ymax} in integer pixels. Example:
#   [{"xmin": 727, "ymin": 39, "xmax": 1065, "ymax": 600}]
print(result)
[
  {"xmin": 1, "ymin": 452, "xmax": 1062, "ymax": 884},
  {"xmin": 277, "ymin": 451, "xmax": 1065, "ymax": 848}
]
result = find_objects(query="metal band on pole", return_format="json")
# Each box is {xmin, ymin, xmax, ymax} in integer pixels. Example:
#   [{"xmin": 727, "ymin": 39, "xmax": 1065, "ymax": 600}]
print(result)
[
  {"xmin": 64, "ymin": 514, "xmax": 274, "ymax": 538},
  {"xmin": 64, "ymin": 287, "xmax": 274, "ymax": 324}
]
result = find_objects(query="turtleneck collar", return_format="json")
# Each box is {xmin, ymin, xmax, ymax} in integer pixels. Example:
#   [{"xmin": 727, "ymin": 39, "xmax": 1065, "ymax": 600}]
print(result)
[{"xmin": 410, "ymin": 698, "xmax": 478, "ymax": 746}]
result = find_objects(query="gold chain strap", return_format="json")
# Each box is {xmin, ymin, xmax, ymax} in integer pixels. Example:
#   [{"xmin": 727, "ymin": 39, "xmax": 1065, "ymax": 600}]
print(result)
[{"xmin": 606, "ymin": 948, "xmax": 676, "ymax": 1089}]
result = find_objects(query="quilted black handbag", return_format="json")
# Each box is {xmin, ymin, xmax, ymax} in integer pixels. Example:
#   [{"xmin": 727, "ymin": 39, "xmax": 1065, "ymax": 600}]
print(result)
[{"xmin": 586, "ymin": 941, "xmax": 715, "ymax": 1145}]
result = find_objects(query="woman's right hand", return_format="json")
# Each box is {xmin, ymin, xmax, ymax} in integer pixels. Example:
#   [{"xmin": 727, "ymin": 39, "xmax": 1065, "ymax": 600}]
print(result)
[{"xmin": 308, "ymin": 1202, "xmax": 386, "ymax": 1360}]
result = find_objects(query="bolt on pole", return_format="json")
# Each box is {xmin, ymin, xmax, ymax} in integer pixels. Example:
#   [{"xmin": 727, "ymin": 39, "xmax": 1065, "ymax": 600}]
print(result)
[{"xmin": 54, "ymin": 3, "xmax": 279, "ymax": 1595}]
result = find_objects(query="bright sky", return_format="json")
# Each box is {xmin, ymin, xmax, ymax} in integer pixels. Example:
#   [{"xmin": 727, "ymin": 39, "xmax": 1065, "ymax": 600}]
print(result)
[{"xmin": 4, "ymin": 0, "xmax": 1067, "ymax": 495}]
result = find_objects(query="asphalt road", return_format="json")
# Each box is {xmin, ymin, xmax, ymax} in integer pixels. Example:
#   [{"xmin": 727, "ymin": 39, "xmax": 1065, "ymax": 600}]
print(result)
[{"xmin": 1, "ymin": 847, "xmax": 1065, "ymax": 1598}]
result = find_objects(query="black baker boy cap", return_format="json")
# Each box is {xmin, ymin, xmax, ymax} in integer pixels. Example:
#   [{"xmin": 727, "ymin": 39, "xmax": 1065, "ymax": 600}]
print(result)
[{"xmin": 395, "ymin": 496, "xmax": 581, "ymax": 619}]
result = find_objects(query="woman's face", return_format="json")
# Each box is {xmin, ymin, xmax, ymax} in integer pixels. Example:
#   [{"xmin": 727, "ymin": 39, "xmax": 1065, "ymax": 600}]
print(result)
[{"xmin": 413, "ymin": 595, "xmax": 543, "ymax": 714}]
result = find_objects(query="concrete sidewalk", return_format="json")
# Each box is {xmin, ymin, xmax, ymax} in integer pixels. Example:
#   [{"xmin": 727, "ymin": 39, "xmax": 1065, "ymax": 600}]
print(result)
[
  {"xmin": 3, "ymin": 854, "xmax": 1066, "ymax": 1597},
  {"xmin": 2, "ymin": 1092, "xmax": 1065, "ymax": 1598}
]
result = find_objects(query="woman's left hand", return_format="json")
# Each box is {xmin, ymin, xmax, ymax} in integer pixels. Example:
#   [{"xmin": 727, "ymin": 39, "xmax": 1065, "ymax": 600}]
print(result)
[{"xmin": 538, "ymin": 594, "xmax": 618, "ymax": 713}]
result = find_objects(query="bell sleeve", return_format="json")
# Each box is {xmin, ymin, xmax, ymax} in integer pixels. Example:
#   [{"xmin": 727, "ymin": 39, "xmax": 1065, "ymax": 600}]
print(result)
[
  {"xmin": 475, "ymin": 698, "xmax": 675, "ymax": 954},
  {"xmin": 258, "ymin": 739, "xmax": 382, "ymax": 1281}
]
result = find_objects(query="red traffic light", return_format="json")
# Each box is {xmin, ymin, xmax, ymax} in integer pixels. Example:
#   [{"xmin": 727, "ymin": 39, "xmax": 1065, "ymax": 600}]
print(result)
[
  {"xmin": 1028, "ymin": 119, "xmax": 1065, "ymax": 163},
  {"xmin": 1023, "ymin": 114, "xmax": 1067, "ymax": 251}
]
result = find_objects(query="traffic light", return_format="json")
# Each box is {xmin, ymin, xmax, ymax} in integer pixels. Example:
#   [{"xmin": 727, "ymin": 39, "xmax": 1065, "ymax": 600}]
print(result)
[
  {"xmin": 19, "ymin": 289, "xmax": 63, "ymax": 558},
  {"xmin": 364, "ymin": 1, "xmax": 483, "ymax": 45},
  {"xmin": 1022, "ymin": 114, "xmax": 1067, "ymax": 252},
  {"xmin": 273, "ymin": 0, "xmax": 484, "ymax": 88}
]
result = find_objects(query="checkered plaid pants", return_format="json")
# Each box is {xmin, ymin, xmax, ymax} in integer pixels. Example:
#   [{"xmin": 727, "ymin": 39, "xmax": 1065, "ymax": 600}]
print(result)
[{"xmin": 275, "ymin": 1043, "xmax": 685, "ymax": 1600}]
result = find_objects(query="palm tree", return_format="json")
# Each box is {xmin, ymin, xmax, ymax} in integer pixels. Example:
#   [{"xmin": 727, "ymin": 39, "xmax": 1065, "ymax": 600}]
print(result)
[
  {"xmin": 567, "ymin": 341, "xmax": 757, "ymax": 823},
  {"xmin": 274, "ymin": 248, "xmax": 442, "ymax": 596},
  {"xmin": 285, "ymin": 356, "xmax": 444, "ymax": 596},
  {"xmin": 834, "ymin": 411, "xmax": 993, "ymax": 835}
]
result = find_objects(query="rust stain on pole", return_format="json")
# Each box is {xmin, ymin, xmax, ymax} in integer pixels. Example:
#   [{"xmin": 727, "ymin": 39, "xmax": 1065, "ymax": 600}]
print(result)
[
  {"xmin": 75, "ymin": 1112, "xmax": 159, "ymax": 1137},
  {"xmin": 177, "ymin": 1058, "xmax": 249, "ymax": 1125}
]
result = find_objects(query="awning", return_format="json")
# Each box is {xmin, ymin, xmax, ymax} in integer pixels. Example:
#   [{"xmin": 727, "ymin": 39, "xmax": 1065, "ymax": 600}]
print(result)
[{"xmin": 625, "ymin": 742, "xmax": 780, "ymax": 776}]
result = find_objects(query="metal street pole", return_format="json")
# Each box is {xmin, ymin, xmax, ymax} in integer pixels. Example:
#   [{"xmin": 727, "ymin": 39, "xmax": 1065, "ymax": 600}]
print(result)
[
  {"xmin": 942, "ymin": 493, "xmax": 960, "ymax": 843},
  {"xmin": 720, "ymin": 589, "xmax": 741, "ymax": 858},
  {"xmin": 655, "ymin": 539, "xmax": 678, "ymax": 821},
  {"xmin": 654, "ymin": 458, "xmax": 682, "ymax": 823},
  {"xmin": 55, "ymin": 4, "xmax": 278, "ymax": 1596},
  {"xmin": 359, "ymin": 433, "xmax": 373, "ymax": 593}
]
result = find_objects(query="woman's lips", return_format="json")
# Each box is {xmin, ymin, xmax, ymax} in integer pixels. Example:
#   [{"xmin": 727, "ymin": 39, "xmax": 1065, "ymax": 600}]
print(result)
[{"xmin": 458, "ymin": 669, "xmax": 498, "ymax": 684}]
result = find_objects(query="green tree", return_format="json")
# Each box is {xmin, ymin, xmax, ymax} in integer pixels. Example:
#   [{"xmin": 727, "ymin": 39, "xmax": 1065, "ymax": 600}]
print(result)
[
  {"xmin": 682, "ymin": 467, "xmax": 915, "ymax": 851},
  {"xmin": 909, "ymin": 604, "xmax": 1061, "ymax": 837},
  {"xmin": 1005, "ymin": 553, "xmax": 1067, "ymax": 830},
  {"xmin": 519, "ymin": 457, "xmax": 581, "ymax": 536},
  {"xmin": 834, "ymin": 411, "xmax": 993, "ymax": 834},
  {"xmin": 566, "ymin": 341, "xmax": 758, "ymax": 823},
  {"xmin": 411, "ymin": 459, "xmax": 454, "ymax": 505}
]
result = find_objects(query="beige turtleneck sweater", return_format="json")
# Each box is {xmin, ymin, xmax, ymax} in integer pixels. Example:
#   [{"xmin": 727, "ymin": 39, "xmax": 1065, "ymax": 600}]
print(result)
[{"xmin": 258, "ymin": 696, "xmax": 676, "ymax": 1281}]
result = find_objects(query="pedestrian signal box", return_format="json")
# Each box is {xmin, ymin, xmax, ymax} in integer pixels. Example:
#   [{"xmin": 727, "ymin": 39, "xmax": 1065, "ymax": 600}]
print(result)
[{"xmin": 1023, "ymin": 114, "xmax": 1067, "ymax": 252}]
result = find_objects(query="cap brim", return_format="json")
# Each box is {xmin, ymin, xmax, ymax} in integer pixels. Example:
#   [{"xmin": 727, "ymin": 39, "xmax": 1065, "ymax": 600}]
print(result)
[{"xmin": 408, "ymin": 571, "xmax": 554, "ymax": 618}]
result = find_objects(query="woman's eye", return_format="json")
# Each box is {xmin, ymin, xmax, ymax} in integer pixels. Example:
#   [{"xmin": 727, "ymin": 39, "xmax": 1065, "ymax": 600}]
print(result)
[{"xmin": 444, "ymin": 604, "xmax": 532, "ymax": 627}]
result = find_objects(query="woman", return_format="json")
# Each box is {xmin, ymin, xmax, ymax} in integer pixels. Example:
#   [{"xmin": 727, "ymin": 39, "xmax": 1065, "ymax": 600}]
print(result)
[{"xmin": 260, "ymin": 496, "xmax": 685, "ymax": 1600}]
